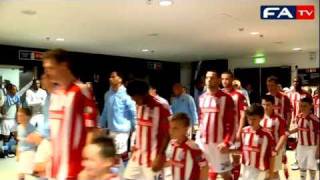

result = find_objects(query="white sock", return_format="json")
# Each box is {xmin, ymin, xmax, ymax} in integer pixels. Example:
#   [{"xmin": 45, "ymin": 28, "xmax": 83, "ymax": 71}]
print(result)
[{"xmin": 300, "ymin": 170, "xmax": 307, "ymax": 180}]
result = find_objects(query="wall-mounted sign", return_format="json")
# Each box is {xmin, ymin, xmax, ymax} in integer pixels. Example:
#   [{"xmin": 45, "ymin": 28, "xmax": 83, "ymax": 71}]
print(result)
[
  {"xmin": 147, "ymin": 62, "xmax": 162, "ymax": 70},
  {"xmin": 298, "ymin": 68, "xmax": 319, "ymax": 86},
  {"xmin": 253, "ymin": 52, "xmax": 266, "ymax": 64},
  {"xmin": 19, "ymin": 50, "xmax": 44, "ymax": 61}
]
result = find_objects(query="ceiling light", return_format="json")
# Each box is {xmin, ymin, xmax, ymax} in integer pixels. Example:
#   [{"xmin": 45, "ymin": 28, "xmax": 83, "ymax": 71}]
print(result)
[
  {"xmin": 56, "ymin": 38, "xmax": 65, "ymax": 42},
  {"xmin": 292, "ymin": 48, "xmax": 302, "ymax": 51},
  {"xmin": 21, "ymin": 10, "xmax": 37, "ymax": 15},
  {"xmin": 160, "ymin": 0, "xmax": 173, "ymax": 6},
  {"xmin": 250, "ymin": 32, "xmax": 260, "ymax": 35},
  {"xmin": 142, "ymin": 49, "xmax": 150, "ymax": 52}
]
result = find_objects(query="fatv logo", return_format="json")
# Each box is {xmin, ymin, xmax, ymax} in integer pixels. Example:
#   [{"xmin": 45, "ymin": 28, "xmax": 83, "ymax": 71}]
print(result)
[{"xmin": 261, "ymin": 5, "xmax": 315, "ymax": 20}]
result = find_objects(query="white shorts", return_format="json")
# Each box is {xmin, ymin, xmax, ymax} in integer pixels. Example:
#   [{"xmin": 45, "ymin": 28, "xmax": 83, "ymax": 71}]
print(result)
[
  {"xmin": 201, "ymin": 143, "xmax": 232, "ymax": 173},
  {"xmin": 273, "ymin": 147, "xmax": 285, "ymax": 172},
  {"xmin": 30, "ymin": 114, "xmax": 44, "ymax": 128},
  {"xmin": 18, "ymin": 150, "xmax": 35, "ymax": 174},
  {"xmin": 34, "ymin": 139, "xmax": 51, "ymax": 163},
  {"xmin": 297, "ymin": 145, "xmax": 318, "ymax": 170},
  {"xmin": 123, "ymin": 158, "xmax": 160, "ymax": 180},
  {"xmin": 240, "ymin": 165, "xmax": 267, "ymax": 180},
  {"xmin": 0, "ymin": 119, "xmax": 17, "ymax": 136},
  {"xmin": 109, "ymin": 131, "xmax": 129, "ymax": 154}
]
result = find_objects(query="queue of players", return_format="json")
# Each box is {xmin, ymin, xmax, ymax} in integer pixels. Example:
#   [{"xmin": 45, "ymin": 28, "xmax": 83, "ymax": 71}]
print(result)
[{"xmin": 0, "ymin": 48, "xmax": 319, "ymax": 180}]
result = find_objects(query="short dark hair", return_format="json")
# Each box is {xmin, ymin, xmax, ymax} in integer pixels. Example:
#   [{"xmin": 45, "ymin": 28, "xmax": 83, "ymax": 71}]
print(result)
[
  {"xmin": 111, "ymin": 70, "xmax": 125, "ymax": 82},
  {"xmin": 207, "ymin": 69, "xmax": 220, "ymax": 77},
  {"xmin": 245, "ymin": 103, "xmax": 264, "ymax": 118},
  {"xmin": 300, "ymin": 97, "xmax": 313, "ymax": 105},
  {"xmin": 294, "ymin": 76, "xmax": 302, "ymax": 84},
  {"xmin": 91, "ymin": 136, "xmax": 116, "ymax": 159},
  {"xmin": 221, "ymin": 70, "xmax": 234, "ymax": 79},
  {"xmin": 126, "ymin": 80, "xmax": 150, "ymax": 96},
  {"xmin": 171, "ymin": 113, "xmax": 190, "ymax": 127},
  {"xmin": 18, "ymin": 107, "xmax": 32, "ymax": 117},
  {"xmin": 261, "ymin": 95, "xmax": 275, "ymax": 104},
  {"xmin": 267, "ymin": 75, "xmax": 279, "ymax": 84},
  {"xmin": 5, "ymin": 83, "xmax": 14, "ymax": 91},
  {"xmin": 42, "ymin": 49, "xmax": 74, "ymax": 73}
]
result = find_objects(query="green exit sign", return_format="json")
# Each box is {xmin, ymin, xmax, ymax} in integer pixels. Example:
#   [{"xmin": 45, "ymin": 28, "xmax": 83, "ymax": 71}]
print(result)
[
  {"xmin": 253, "ymin": 52, "xmax": 266, "ymax": 64},
  {"xmin": 254, "ymin": 56, "xmax": 266, "ymax": 64}
]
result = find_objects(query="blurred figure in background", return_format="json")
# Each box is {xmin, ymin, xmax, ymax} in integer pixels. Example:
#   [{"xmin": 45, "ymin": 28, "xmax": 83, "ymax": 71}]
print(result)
[
  {"xmin": 171, "ymin": 83, "xmax": 198, "ymax": 134},
  {"xmin": 232, "ymin": 79, "xmax": 250, "ymax": 106},
  {"xmin": 26, "ymin": 79, "xmax": 47, "ymax": 128},
  {"xmin": 99, "ymin": 71, "xmax": 136, "ymax": 165},
  {"xmin": 1, "ymin": 83, "xmax": 21, "ymax": 157}
]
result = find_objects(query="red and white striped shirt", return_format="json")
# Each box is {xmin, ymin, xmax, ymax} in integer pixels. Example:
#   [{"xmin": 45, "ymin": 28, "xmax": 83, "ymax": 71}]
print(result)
[
  {"xmin": 313, "ymin": 94, "xmax": 319, "ymax": 117},
  {"xmin": 240, "ymin": 126, "xmax": 275, "ymax": 171},
  {"xmin": 166, "ymin": 139, "xmax": 207, "ymax": 180},
  {"xmin": 260, "ymin": 113, "xmax": 286, "ymax": 143},
  {"xmin": 198, "ymin": 90, "xmax": 235, "ymax": 145},
  {"xmin": 223, "ymin": 88, "xmax": 248, "ymax": 136},
  {"xmin": 267, "ymin": 92, "xmax": 292, "ymax": 122},
  {"xmin": 287, "ymin": 89, "xmax": 312, "ymax": 122},
  {"xmin": 296, "ymin": 113, "xmax": 320, "ymax": 146},
  {"xmin": 49, "ymin": 81, "xmax": 98, "ymax": 180},
  {"xmin": 132, "ymin": 95, "xmax": 170, "ymax": 167}
]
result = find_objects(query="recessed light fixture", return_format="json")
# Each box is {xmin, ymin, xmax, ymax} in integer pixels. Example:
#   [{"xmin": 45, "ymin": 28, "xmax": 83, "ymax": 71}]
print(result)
[
  {"xmin": 292, "ymin": 48, "xmax": 302, "ymax": 51},
  {"xmin": 250, "ymin": 32, "xmax": 260, "ymax": 35},
  {"xmin": 56, "ymin": 38, "xmax": 65, "ymax": 42},
  {"xmin": 21, "ymin": 9, "xmax": 37, "ymax": 15},
  {"xmin": 160, "ymin": 0, "xmax": 173, "ymax": 6},
  {"xmin": 142, "ymin": 49, "xmax": 150, "ymax": 52}
]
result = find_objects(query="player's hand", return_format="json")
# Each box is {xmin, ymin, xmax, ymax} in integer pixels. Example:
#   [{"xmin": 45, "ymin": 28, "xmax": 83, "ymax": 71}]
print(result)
[
  {"xmin": 151, "ymin": 154, "xmax": 166, "ymax": 172},
  {"xmin": 26, "ymin": 133, "xmax": 43, "ymax": 145},
  {"xmin": 217, "ymin": 143, "xmax": 228, "ymax": 153}
]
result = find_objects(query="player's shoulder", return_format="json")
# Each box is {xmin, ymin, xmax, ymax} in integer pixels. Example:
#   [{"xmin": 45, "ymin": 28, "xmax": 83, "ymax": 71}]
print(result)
[
  {"xmin": 260, "ymin": 127, "xmax": 274, "ymax": 137},
  {"xmin": 72, "ymin": 81, "xmax": 92, "ymax": 98},
  {"xmin": 199, "ymin": 91, "xmax": 209, "ymax": 99},
  {"xmin": 309, "ymin": 114, "xmax": 320, "ymax": 123},
  {"xmin": 185, "ymin": 139, "xmax": 201, "ymax": 150},
  {"xmin": 150, "ymin": 96, "xmax": 170, "ymax": 112},
  {"xmin": 242, "ymin": 126, "xmax": 252, "ymax": 133},
  {"xmin": 279, "ymin": 91, "xmax": 290, "ymax": 99},
  {"xmin": 219, "ymin": 90, "xmax": 233, "ymax": 99},
  {"xmin": 274, "ymin": 114, "xmax": 285, "ymax": 121}
]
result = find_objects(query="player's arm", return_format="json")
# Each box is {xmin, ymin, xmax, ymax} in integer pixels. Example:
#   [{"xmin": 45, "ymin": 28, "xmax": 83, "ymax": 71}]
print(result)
[
  {"xmin": 285, "ymin": 97, "xmax": 292, "ymax": 129},
  {"xmin": 275, "ymin": 118, "xmax": 288, "ymax": 152},
  {"xmin": 98, "ymin": 92, "xmax": 108, "ymax": 128},
  {"xmin": 218, "ymin": 96, "xmax": 235, "ymax": 153},
  {"xmin": 152, "ymin": 108, "xmax": 171, "ymax": 172},
  {"xmin": 268, "ymin": 134, "xmax": 276, "ymax": 179},
  {"xmin": 126, "ymin": 96, "xmax": 137, "ymax": 131},
  {"xmin": 151, "ymin": 133, "xmax": 170, "ymax": 172},
  {"xmin": 275, "ymin": 135, "xmax": 287, "ymax": 153},
  {"xmin": 237, "ymin": 95, "xmax": 248, "ymax": 140},
  {"xmin": 237, "ymin": 110, "xmax": 246, "ymax": 140},
  {"xmin": 200, "ymin": 164, "xmax": 209, "ymax": 180},
  {"xmin": 82, "ymin": 90, "xmax": 99, "ymax": 144},
  {"xmin": 188, "ymin": 96, "xmax": 198, "ymax": 127}
]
